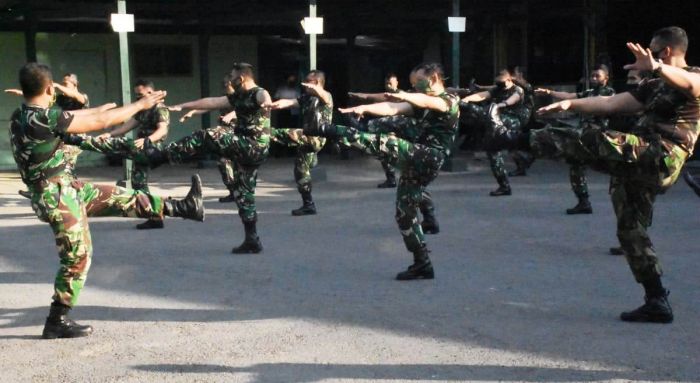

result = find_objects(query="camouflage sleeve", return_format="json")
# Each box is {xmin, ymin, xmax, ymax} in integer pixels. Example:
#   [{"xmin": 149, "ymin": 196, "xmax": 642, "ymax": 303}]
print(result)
[
  {"xmin": 155, "ymin": 105, "xmax": 170, "ymax": 124},
  {"xmin": 628, "ymin": 78, "xmax": 657, "ymax": 104},
  {"xmin": 226, "ymin": 93, "xmax": 236, "ymax": 107},
  {"xmin": 38, "ymin": 107, "xmax": 74, "ymax": 135},
  {"xmin": 600, "ymin": 86, "xmax": 616, "ymax": 97}
]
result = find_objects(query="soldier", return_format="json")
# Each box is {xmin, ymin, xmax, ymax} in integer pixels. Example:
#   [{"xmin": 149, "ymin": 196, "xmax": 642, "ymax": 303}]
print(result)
[
  {"xmin": 152, "ymin": 63, "xmax": 271, "ymax": 254},
  {"xmin": 535, "ymin": 65, "xmax": 616, "ymax": 214},
  {"xmin": 349, "ymin": 72, "xmax": 403, "ymax": 188},
  {"xmin": 508, "ymin": 66, "xmax": 536, "ymax": 177},
  {"xmin": 489, "ymin": 26, "xmax": 700, "ymax": 323},
  {"xmin": 179, "ymin": 75, "xmax": 238, "ymax": 203},
  {"xmin": 460, "ymin": 70, "xmax": 529, "ymax": 196},
  {"xmin": 99, "ymin": 79, "xmax": 170, "ymax": 229},
  {"xmin": 268, "ymin": 70, "xmax": 332, "ymax": 216},
  {"xmin": 305, "ymin": 63, "xmax": 459, "ymax": 280},
  {"xmin": 10, "ymin": 63, "xmax": 204, "ymax": 339}
]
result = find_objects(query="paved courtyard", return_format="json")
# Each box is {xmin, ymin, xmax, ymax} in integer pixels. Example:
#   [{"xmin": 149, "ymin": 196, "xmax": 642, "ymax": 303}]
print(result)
[{"xmin": 1, "ymin": 154, "xmax": 698, "ymax": 382}]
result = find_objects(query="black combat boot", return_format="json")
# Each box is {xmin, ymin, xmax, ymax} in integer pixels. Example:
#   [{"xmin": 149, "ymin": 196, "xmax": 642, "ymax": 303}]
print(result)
[
  {"xmin": 377, "ymin": 176, "xmax": 397, "ymax": 189},
  {"xmin": 621, "ymin": 278, "xmax": 673, "ymax": 323},
  {"xmin": 42, "ymin": 301, "xmax": 93, "ymax": 339},
  {"xmin": 489, "ymin": 175, "xmax": 512, "ymax": 197},
  {"xmin": 232, "ymin": 220, "xmax": 263, "ymax": 254},
  {"xmin": 18, "ymin": 190, "xmax": 32, "ymax": 199},
  {"xmin": 219, "ymin": 188, "xmax": 236, "ymax": 203},
  {"xmin": 609, "ymin": 246, "xmax": 625, "ymax": 256},
  {"xmin": 507, "ymin": 167, "xmax": 527, "ymax": 177},
  {"xmin": 164, "ymin": 174, "xmax": 205, "ymax": 221},
  {"xmin": 421, "ymin": 215, "xmax": 440, "ymax": 235},
  {"xmin": 136, "ymin": 219, "xmax": 164, "ymax": 230},
  {"xmin": 292, "ymin": 191, "xmax": 317, "ymax": 216},
  {"xmin": 304, "ymin": 121, "xmax": 358, "ymax": 142},
  {"xmin": 396, "ymin": 246, "xmax": 435, "ymax": 280},
  {"xmin": 566, "ymin": 197, "xmax": 592, "ymax": 214}
]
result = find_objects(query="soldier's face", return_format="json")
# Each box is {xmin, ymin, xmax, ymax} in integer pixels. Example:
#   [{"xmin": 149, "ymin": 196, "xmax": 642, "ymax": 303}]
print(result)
[
  {"xmin": 62, "ymin": 76, "xmax": 77, "ymax": 90},
  {"xmin": 385, "ymin": 77, "xmax": 398, "ymax": 91},
  {"xmin": 134, "ymin": 85, "xmax": 153, "ymax": 100},
  {"xmin": 304, "ymin": 75, "xmax": 319, "ymax": 93},
  {"xmin": 590, "ymin": 70, "xmax": 607, "ymax": 86},
  {"xmin": 627, "ymin": 70, "xmax": 642, "ymax": 86}
]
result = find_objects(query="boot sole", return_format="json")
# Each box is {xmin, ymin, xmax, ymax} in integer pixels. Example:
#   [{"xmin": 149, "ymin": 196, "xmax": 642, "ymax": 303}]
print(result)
[
  {"xmin": 291, "ymin": 211, "xmax": 317, "ymax": 216},
  {"xmin": 566, "ymin": 210, "xmax": 593, "ymax": 215},
  {"xmin": 620, "ymin": 314, "xmax": 673, "ymax": 323},
  {"xmin": 396, "ymin": 273, "xmax": 435, "ymax": 281}
]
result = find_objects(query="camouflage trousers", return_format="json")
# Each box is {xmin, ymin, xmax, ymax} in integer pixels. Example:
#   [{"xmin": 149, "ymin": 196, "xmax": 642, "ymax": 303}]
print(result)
[
  {"xmin": 528, "ymin": 125, "xmax": 689, "ymax": 282},
  {"xmin": 461, "ymin": 103, "xmax": 523, "ymax": 188},
  {"xmin": 218, "ymin": 158, "xmax": 235, "ymax": 191},
  {"xmin": 568, "ymin": 160, "xmax": 589, "ymax": 199},
  {"xmin": 341, "ymin": 128, "xmax": 444, "ymax": 253},
  {"xmin": 365, "ymin": 115, "xmax": 422, "ymax": 184},
  {"xmin": 271, "ymin": 128, "xmax": 325, "ymax": 194},
  {"xmin": 77, "ymin": 135, "xmax": 162, "ymax": 192},
  {"xmin": 164, "ymin": 127, "xmax": 270, "ymax": 223},
  {"xmin": 29, "ymin": 174, "xmax": 165, "ymax": 307}
]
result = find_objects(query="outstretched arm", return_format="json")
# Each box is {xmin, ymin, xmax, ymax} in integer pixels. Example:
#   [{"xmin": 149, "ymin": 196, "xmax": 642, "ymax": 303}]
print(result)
[
  {"xmin": 169, "ymin": 96, "xmax": 230, "ymax": 112},
  {"xmin": 53, "ymin": 83, "xmax": 88, "ymax": 105},
  {"xmin": 348, "ymin": 92, "xmax": 389, "ymax": 103},
  {"xmin": 269, "ymin": 98, "xmax": 300, "ymax": 110},
  {"xmin": 461, "ymin": 91, "xmax": 491, "ymax": 103},
  {"xmin": 537, "ymin": 92, "xmax": 643, "ymax": 117},
  {"xmin": 339, "ymin": 102, "xmax": 414, "ymax": 117},
  {"xmin": 65, "ymin": 91, "xmax": 166, "ymax": 134},
  {"xmin": 385, "ymin": 92, "xmax": 449, "ymax": 112},
  {"xmin": 67, "ymin": 103, "xmax": 118, "ymax": 116},
  {"xmin": 535, "ymin": 88, "xmax": 577, "ymax": 100},
  {"xmin": 301, "ymin": 83, "xmax": 332, "ymax": 106}
]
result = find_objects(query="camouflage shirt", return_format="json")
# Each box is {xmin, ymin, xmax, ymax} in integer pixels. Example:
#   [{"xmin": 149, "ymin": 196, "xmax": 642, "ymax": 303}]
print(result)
[
  {"xmin": 134, "ymin": 103, "xmax": 169, "ymax": 140},
  {"xmin": 414, "ymin": 92, "xmax": 460, "ymax": 156},
  {"xmin": 56, "ymin": 92, "xmax": 89, "ymax": 111},
  {"xmin": 9, "ymin": 104, "xmax": 75, "ymax": 185},
  {"xmin": 513, "ymin": 79, "xmax": 535, "ymax": 112},
  {"xmin": 629, "ymin": 66, "xmax": 700, "ymax": 153},
  {"xmin": 226, "ymin": 86, "xmax": 271, "ymax": 138},
  {"xmin": 489, "ymin": 84, "xmax": 529, "ymax": 122},
  {"xmin": 299, "ymin": 92, "xmax": 333, "ymax": 126},
  {"xmin": 577, "ymin": 85, "xmax": 615, "ymax": 127}
]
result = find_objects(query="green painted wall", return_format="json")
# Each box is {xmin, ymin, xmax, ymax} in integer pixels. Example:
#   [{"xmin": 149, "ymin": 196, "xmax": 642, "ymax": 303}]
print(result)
[{"xmin": 0, "ymin": 32, "xmax": 258, "ymax": 170}]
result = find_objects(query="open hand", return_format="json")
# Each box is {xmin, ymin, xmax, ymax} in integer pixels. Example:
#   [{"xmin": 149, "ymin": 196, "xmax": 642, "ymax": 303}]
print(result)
[
  {"xmin": 167, "ymin": 104, "xmax": 182, "ymax": 112},
  {"xmin": 134, "ymin": 138, "xmax": 146, "ymax": 149},
  {"xmin": 536, "ymin": 100, "xmax": 572, "ymax": 116},
  {"xmin": 534, "ymin": 88, "xmax": 551, "ymax": 95},
  {"xmin": 4, "ymin": 88, "xmax": 23, "ymax": 96},
  {"xmin": 137, "ymin": 91, "xmax": 167, "ymax": 110},
  {"xmin": 338, "ymin": 106, "xmax": 365, "ymax": 118},
  {"xmin": 179, "ymin": 110, "xmax": 197, "ymax": 123},
  {"xmin": 623, "ymin": 42, "xmax": 661, "ymax": 72}
]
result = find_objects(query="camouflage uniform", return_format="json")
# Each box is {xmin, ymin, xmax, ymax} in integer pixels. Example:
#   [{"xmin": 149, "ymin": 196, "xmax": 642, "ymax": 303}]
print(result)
[
  {"xmin": 461, "ymin": 85, "xmax": 527, "ymax": 190},
  {"xmin": 510, "ymin": 79, "xmax": 535, "ymax": 173},
  {"xmin": 364, "ymin": 114, "xmax": 437, "ymax": 226},
  {"xmin": 164, "ymin": 87, "xmax": 270, "ymax": 224},
  {"xmin": 525, "ymin": 67, "xmax": 700, "ymax": 283},
  {"xmin": 216, "ymin": 106, "xmax": 236, "ymax": 192},
  {"xmin": 567, "ymin": 85, "xmax": 616, "ymax": 201},
  {"xmin": 338, "ymin": 93, "xmax": 460, "ymax": 256},
  {"xmin": 9, "ymin": 105, "xmax": 167, "ymax": 307},
  {"xmin": 55, "ymin": 92, "xmax": 89, "ymax": 176},
  {"xmin": 131, "ymin": 103, "xmax": 169, "ymax": 191},
  {"xmin": 270, "ymin": 93, "xmax": 331, "ymax": 196}
]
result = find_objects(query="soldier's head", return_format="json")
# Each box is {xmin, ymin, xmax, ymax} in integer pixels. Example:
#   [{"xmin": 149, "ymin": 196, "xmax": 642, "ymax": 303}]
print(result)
[
  {"xmin": 494, "ymin": 70, "xmax": 514, "ymax": 90},
  {"xmin": 411, "ymin": 63, "xmax": 445, "ymax": 95},
  {"xmin": 590, "ymin": 64, "xmax": 609, "ymax": 87},
  {"xmin": 625, "ymin": 69, "xmax": 651, "ymax": 91},
  {"xmin": 229, "ymin": 62, "xmax": 255, "ymax": 92},
  {"xmin": 19, "ymin": 63, "xmax": 55, "ymax": 103},
  {"xmin": 133, "ymin": 79, "xmax": 155, "ymax": 100},
  {"xmin": 223, "ymin": 74, "xmax": 235, "ymax": 95},
  {"xmin": 385, "ymin": 72, "xmax": 399, "ymax": 92},
  {"xmin": 305, "ymin": 70, "xmax": 326, "ymax": 92},
  {"xmin": 650, "ymin": 26, "xmax": 688, "ymax": 65},
  {"xmin": 507, "ymin": 65, "xmax": 526, "ymax": 82},
  {"xmin": 62, "ymin": 73, "xmax": 79, "ymax": 90}
]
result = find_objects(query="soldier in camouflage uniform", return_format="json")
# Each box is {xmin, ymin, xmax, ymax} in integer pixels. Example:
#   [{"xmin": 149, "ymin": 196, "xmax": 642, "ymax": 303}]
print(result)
[
  {"xmin": 179, "ymin": 76, "xmax": 238, "ymax": 203},
  {"xmin": 508, "ymin": 66, "xmax": 536, "ymax": 177},
  {"xmin": 149, "ymin": 63, "xmax": 271, "ymax": 254},
  {"xmin": 460, "ymin": 70, "xmax": 529, "ymax": 196},
  {"xmin": 10, "ymin": 63, "xmax": 204, "ymax": 339},
  {"xmin": 305, "ymin": 63, "xmax": 459, "ymax": 280},
  {"xmin": 269, "ymin": 70, "xmax": 331, "ymax": 216},
  {"xmin": 490, "ymin": 27, "xmax": 700, "ymax": 323},
  {"xmin": 536, "ymin": 65, "xmax": 616, "ymax": 214},
  {"xmin": 349, "ymin": 73, "xmax": 404, "ymax": 188},
  {"xmin": 100, "ymin": 79, "xmax": 170, "ymax": 229}
]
